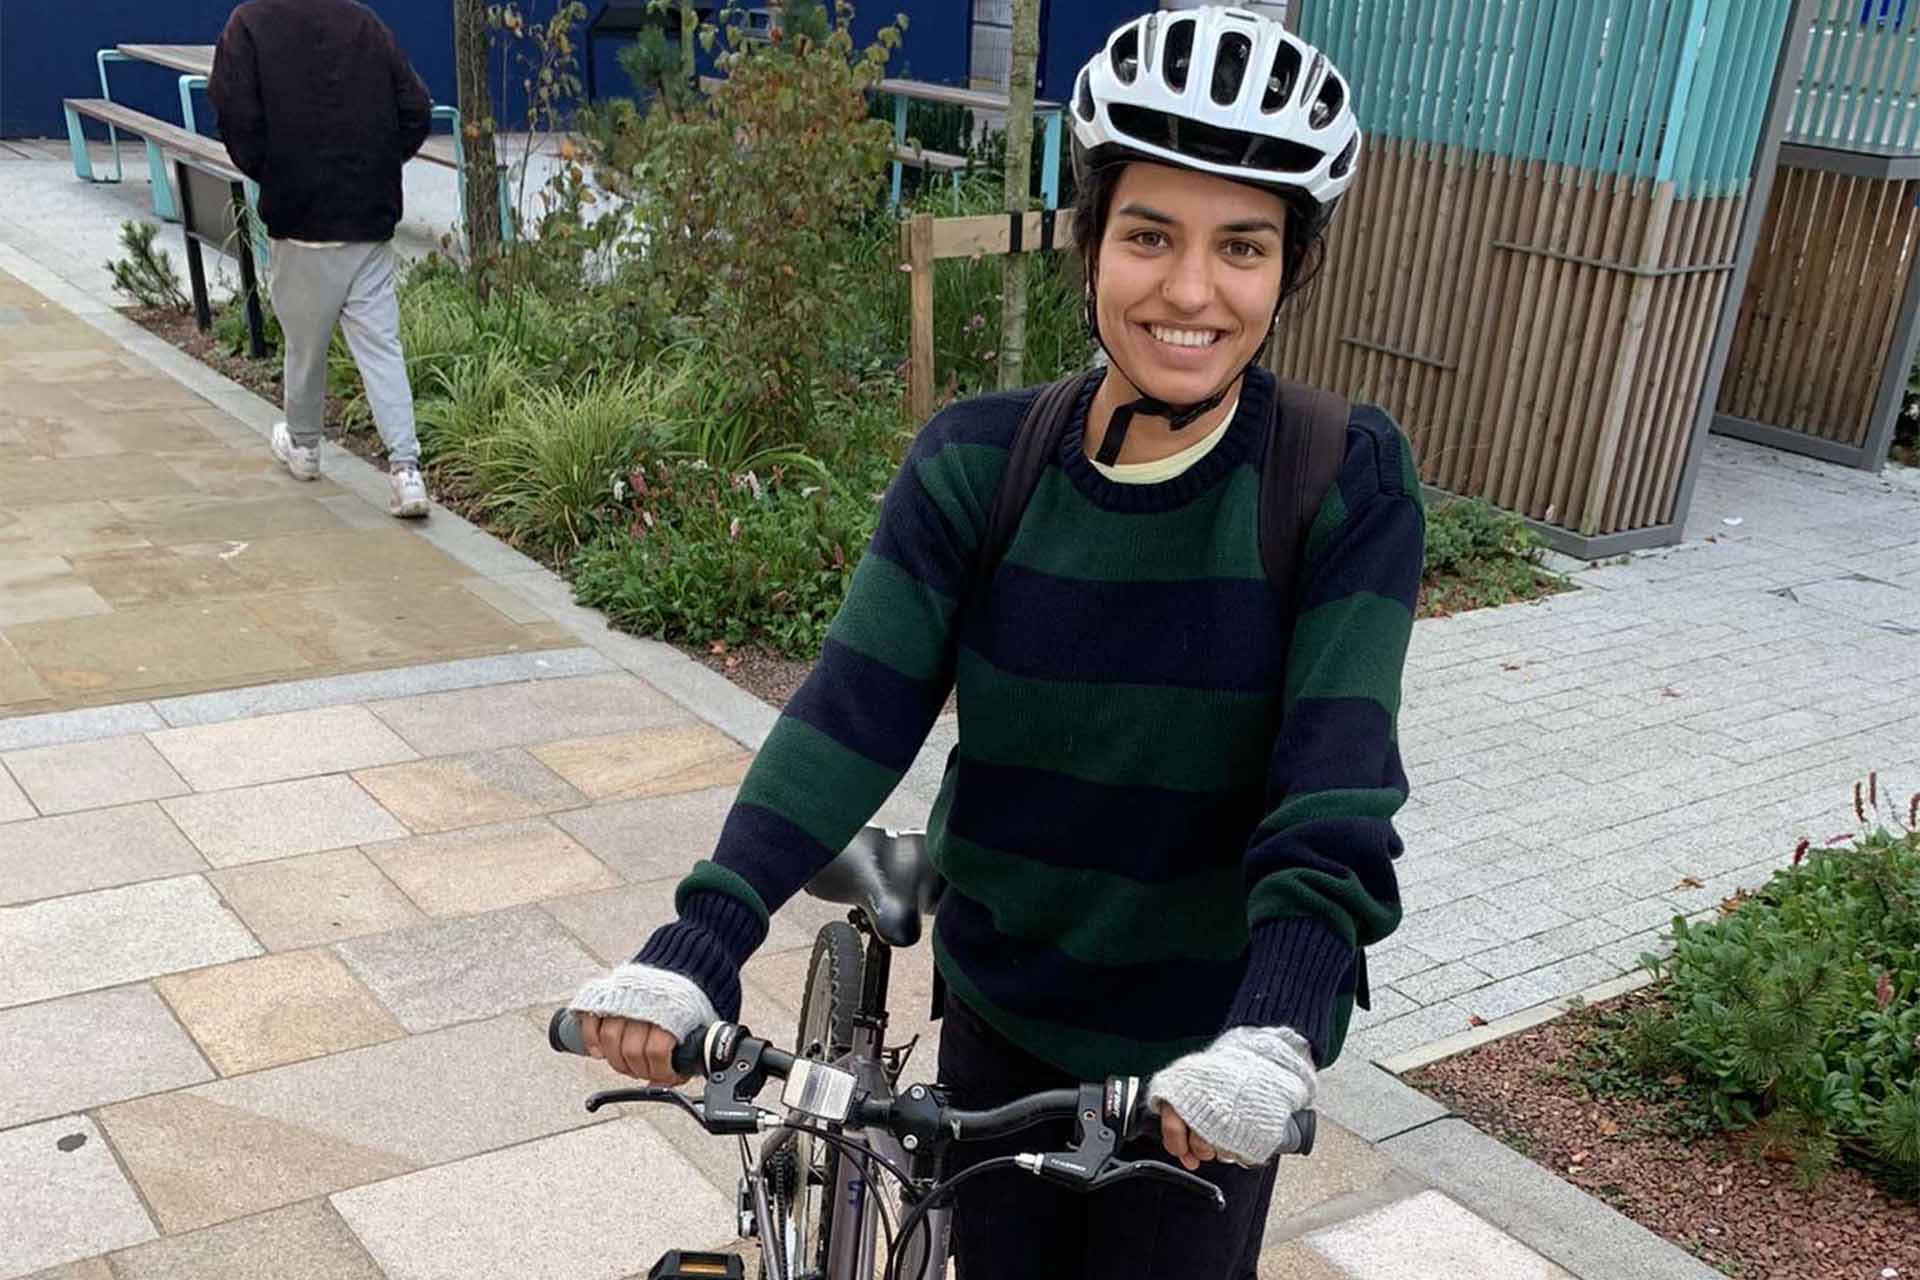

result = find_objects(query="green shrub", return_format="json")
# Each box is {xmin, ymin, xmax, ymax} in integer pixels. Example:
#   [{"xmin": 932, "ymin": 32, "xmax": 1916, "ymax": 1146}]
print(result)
[
  {"xmin": 1419, "ymin": 497, "xmax": 1554, "ymax": 616},
  {"xmin": 106, "ymin": 220, "xmax": 190, "ymax": 311},
  {"xmin": 571, "ymin": 455, "xmax": 891, "ymax": 658},
  {"xmin": 1622, "ymin": 809, "xmax": 1920, "ymax": 1196},
  {"xmin": 211, "ymin": 295, "xmax": 283, "ymax": 358}
]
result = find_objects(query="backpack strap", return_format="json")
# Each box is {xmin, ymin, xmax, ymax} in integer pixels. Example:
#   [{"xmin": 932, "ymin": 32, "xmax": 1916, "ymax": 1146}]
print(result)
[
  {"xmin": 1262, "ymin": 379, "xmax": 1351, "ymax": 617},
  {"xmin": 970, "ymin": 372, "xmax": 1094, "ymax": 604}
]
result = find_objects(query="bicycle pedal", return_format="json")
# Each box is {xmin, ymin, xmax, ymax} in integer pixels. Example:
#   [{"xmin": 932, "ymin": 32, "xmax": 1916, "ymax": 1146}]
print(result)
[{"xmin": 648, "ymin": 1250, "xmax": 745, "ymax": 1279}]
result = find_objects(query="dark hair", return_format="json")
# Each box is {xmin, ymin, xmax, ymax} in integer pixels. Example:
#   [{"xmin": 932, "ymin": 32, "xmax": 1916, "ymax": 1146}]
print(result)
[{"xmin": 1070, "ymin": 149, "xmax": 1330, "ymax": 315}]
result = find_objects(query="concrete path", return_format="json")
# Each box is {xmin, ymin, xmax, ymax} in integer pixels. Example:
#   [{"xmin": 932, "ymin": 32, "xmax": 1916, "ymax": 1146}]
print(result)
[{"xmin": 5, "ymin": 186, "xmax": 1904, "ymax": 1278}]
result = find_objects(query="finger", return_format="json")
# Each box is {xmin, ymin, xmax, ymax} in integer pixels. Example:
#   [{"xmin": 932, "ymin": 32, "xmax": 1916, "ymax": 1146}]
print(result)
[
  {"xmin": 601, "ymin": 1018, "xmax": 635, "ymax": 1077},
  {"xmin": 644, "ymin": 1024, "xmax": 685, "ymax": 1085},
  {"xmin": 577, "ymin": 1013, "xmax": 604, "ymax": 1059},
  {"xmin": 1158, "ymin": 1106, "xmax": 1200, "ymax": 1172}
]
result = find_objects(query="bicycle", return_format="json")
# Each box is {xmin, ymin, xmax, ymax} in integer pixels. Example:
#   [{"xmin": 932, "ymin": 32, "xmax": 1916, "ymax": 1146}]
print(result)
[{"xmin": 551, "ymin": 825, "xmax": 1317, "ymax": 1280}]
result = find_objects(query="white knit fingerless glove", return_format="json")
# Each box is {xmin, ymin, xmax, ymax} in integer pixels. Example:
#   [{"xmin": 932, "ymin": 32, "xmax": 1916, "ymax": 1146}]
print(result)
[
  {"xmin": 568, "ymin": 963, "xmax": 719, "ymax": 1043},
  {"xmin": 1145, "ymin": 1026, "xmax": 1317, "ymax": 1165}
]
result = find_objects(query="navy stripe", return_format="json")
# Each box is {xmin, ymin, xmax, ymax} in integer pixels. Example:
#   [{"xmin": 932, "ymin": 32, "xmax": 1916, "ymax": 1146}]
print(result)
[
  {"xmin": 943, "ymin": 758, "xmax": 1263, "ymax": 882},
  {"xmin": 784, "ymin": 639, "xmax": 948, "ymax": 774},
  {"xmin": 1270, "ymin": 697, "xmax": 1408, "ymax": 797},
  {"xmin": 1298, "ymin": 485, "xmax": 1424, "ymax": 612},
  {"xmin": 714, "ymin": 802, "xmax": 839, "ymax": 908},
  {"xmin": 971, "ymin": 563, "xmax": 1288, "ymax": 691},
  {"xmin": 869, "ymin": 482, "xmax": 973, "ymax": 603},
  {"xmin": 919, "ymin": 386, "xmax": 1041, "ymax": 449},
  {"xmin": 935, "ymin": 889, "xmax": 1246, "ymax": 1043}
]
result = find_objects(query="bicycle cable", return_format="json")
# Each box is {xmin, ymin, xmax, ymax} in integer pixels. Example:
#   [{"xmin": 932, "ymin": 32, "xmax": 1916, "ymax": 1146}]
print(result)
[
  {"xmin": 882, "ymin": 1155, "xmax": 1024, "ymax": 1280},
  {"xmin": 776, "ymin": 1120, "xmax": 900, "ymax": 1255}
]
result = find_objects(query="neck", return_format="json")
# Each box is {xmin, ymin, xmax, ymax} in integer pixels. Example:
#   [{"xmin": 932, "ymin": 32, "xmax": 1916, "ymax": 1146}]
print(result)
[{"xmin": 1085, "ymin": 368, "xmax": 1244, "ymax": 466}]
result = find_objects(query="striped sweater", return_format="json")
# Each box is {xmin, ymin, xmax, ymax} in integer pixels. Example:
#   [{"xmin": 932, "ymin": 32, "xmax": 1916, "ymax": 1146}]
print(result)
[{"xmin": 635, "ymin": 367, "xmax": 1423, "ymax": 1079}]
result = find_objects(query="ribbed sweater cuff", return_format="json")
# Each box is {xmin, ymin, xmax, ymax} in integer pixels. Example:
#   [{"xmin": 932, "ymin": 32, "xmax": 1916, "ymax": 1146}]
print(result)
[
  {"xmin": 1225, "ymin": 916, "xmax": 1354, "ymax": 1067},
  {"xmin": 631, "ymin": 890, "xmax": 768, "ymax": 1023}
]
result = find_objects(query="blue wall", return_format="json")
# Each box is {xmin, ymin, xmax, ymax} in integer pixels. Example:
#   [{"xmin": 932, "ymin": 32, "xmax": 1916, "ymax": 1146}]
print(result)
[{"xmin": 0, "ymin": 1, "xmax": 1153, "ymax": 140}]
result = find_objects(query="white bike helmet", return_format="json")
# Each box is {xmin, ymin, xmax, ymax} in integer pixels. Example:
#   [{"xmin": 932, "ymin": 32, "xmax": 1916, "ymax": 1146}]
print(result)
[{"xmin": 1071, "ymin": 7, "xmax": 1361, "ymax": 222}]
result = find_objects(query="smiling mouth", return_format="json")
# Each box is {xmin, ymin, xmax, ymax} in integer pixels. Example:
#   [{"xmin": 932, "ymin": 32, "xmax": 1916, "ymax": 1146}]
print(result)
[{"xmin": 1146, "ymin": 323, "xmax": 1227, "ymax": 349}]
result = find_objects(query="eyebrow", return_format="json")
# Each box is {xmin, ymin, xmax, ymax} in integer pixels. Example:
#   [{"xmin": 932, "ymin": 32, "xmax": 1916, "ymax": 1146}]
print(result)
[{"xmin": 1113, "ymin": 203, "xmax": 1284, "ymax": 237}]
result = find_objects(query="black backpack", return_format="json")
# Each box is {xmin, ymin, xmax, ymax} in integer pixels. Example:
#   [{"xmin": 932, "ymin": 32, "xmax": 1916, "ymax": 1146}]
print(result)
[{"xmin": 972, "ymin": 370, "xmax": 1351, "ymax": 616}]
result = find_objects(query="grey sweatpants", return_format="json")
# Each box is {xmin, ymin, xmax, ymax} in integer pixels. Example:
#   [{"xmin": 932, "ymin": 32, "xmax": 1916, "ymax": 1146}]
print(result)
[{"xmin": 271, "ymin": 239, "xmax": 420, "ymax": 468}]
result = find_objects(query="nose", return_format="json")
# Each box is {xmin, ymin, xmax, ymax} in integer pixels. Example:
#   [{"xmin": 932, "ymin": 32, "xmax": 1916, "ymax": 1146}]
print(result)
[{"xmin": 1159, "ymin": 244, "xmax": 1214, "ymax": 314}]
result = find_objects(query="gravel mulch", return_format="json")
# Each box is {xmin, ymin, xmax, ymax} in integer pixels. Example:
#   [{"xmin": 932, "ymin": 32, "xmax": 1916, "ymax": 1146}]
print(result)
[{"xmin": 1407, "ymin": 992, "xmax": 1920, "ymax": 1280}]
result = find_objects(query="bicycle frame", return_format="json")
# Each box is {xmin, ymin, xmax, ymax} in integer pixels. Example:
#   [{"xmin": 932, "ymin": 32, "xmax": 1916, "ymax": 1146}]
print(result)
[{"xmin": 746, "ymin": 926, "xmax": 950, "ymax": 1280}]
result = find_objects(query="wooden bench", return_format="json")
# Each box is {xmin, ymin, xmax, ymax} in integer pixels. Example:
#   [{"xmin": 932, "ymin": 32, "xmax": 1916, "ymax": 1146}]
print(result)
[
  {"xmin": 892, "ymin": 142, "xmax": 969, "ymax": 193},
  {"xmin": 63, "ymin": 96, "xmax": 243, "ymax": 222}
]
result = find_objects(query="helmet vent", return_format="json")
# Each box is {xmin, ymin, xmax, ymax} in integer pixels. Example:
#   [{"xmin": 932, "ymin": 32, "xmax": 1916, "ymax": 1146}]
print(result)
[
  {"xmin": 1075, "ymin": 69, "xmax": 1096, "ymax": 122},
  {"xmin": 1111, "ymin": 27, "xmax": 1140, "ymax": 85},
  {"xmin": 1110, "ymin": 104, "xmax": 1325, "ymax": 175},
  {"xmin": 1331, "ymin": 134, "xmax": 1357, "ymax": 179},
  {"xmin": 1263, "ymin": 43, "xmax": 1301, "ymax": 113},
  {"xmin": 1163, "ymin": 18, "xmax": 1195, "ymax": 93},
  {"xmin": 1213, "ymin": 32, "xmax": 1253, "ymax": 107},
  {"xmin": 1311, "ymin": 72, "xmax": 1345, "ymax": 129}
]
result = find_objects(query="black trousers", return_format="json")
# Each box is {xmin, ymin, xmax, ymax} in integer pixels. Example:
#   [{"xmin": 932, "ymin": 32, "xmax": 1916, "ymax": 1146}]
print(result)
[{"xmin": 935, "ymin": 994, "xmax": 1279, "ymax": 1279}]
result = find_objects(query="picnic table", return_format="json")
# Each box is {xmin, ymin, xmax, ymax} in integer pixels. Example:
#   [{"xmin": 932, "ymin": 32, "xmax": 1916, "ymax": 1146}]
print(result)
[{"xmin": 877, "ymin": 77, "xmax": 1064, "ymax": 210}]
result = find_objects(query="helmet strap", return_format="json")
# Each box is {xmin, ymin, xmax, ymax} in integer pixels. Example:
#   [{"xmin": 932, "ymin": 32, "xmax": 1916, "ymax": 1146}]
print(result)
[{"xmin": 1085, "ymin": 287, "xmax": 1284, "ymax": 467}]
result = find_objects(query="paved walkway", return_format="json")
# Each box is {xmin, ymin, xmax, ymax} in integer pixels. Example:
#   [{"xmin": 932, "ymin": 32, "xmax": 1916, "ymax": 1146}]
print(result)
[{"xmin": 6, "ymin": 205, "xmax": 1914, "ymax": 1278}]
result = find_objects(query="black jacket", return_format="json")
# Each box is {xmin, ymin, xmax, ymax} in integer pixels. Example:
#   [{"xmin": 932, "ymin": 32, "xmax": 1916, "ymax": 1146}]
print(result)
[{"xmin": 209, "ymin": 0, "xmax": 432, "ymax": 242}]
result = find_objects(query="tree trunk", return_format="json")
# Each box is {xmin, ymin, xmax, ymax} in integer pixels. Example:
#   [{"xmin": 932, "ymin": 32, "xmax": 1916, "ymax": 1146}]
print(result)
[
  {"xmin": 453, "ymin": 0, "xmax": 503, "ymax": 280},
  {"xmin": 680, "ymin": 0, "xmax": 697, "ymax": 85},
  {"xmin": 997, "ymin": 0, "xmax": 1042, "ymax": 390}
]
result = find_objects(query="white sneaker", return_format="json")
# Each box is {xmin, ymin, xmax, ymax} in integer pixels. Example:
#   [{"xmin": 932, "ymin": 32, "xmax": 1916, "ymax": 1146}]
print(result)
[
  {"xmin": 271, "ymin": 422, "xmax": 320, "ymax": 481},
  {"xmin": 389, "ymin": 464, "xmax": 429, "ymax": 519}
]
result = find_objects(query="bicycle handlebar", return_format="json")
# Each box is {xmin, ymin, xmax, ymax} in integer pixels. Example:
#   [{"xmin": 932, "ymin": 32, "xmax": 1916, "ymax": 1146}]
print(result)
[{"xmin": 548, "ymin": 1009, "xmax": 1316, "ymax": 1159}]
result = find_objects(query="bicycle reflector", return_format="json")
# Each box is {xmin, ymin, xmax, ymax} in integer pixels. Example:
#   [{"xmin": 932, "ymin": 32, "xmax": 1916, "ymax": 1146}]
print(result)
[
  {"xmin": 782, "ymin": 1057, "xmax": 858, "ymax": 1123},
  {"xmin": 648, "ymin": 1251, "xmax": 744, "ymax": 1279}
]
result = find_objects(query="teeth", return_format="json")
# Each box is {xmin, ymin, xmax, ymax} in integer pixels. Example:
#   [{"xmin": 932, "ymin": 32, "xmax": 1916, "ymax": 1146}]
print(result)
[{"xmin": 1150, "ymin": 325, "xmax": 1220, "ymax": 348}]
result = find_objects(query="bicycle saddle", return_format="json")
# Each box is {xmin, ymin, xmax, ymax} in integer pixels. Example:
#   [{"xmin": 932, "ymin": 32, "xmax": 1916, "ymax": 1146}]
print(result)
[{"xmin": 805, "ymin": 825, "xmax": 945, "ymax": 948}]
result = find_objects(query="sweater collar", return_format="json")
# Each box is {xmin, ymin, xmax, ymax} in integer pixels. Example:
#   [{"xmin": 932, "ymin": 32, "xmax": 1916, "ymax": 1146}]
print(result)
[{"xmin": 1057, "ymin": 367, "xmax": 1273, "ymax": 513}]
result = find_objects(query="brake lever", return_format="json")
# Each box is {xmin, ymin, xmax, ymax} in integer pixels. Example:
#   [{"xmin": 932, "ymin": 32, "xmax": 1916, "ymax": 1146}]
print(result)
[
  {"xmin": 1095, "ymin": 1158, "xmax": 1227, "ymax": 1212},
  {"xmin": 586, "ymin": 1086, "xmax": 706, "ymax": 1128}
]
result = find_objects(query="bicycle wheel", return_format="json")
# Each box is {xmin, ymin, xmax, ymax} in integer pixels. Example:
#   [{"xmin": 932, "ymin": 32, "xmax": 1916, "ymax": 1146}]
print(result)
[{"xmin": 762, "ymin": 921, "xmax": 863, "ymax": 1280}]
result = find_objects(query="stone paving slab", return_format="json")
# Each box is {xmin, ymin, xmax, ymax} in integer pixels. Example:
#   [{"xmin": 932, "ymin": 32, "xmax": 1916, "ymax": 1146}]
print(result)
[
  {"xmin": 1, "ymin": 733, "xmax": 188, "ymax": 814},
  {"xmin": 332, "ymin": 1118, "xmax": 736, "ymax": 1280},
  {"xmin": 0, "ymin": 986, "xmax": 213, "ymax": 1128},
  {"xmin": 351, "ymin": 749, "xmax": 587, "ymax": 834},
  {"xmin": 104, "ymin": 1200, "xmax": 385, "ymax": 1280},
  {"xmin": 148, "ymin": 705, "xmax": 418, "ymax": 792},
  {"xmin": 333, "ymin": 906, "xmax": 603, "ymax": 1032},
  {"xmin": 549, "ymin": 785, "xmax": 740, "ymax": 884},
  {"xmin": 365, "ymin": 673, "xmax": 692, "ymax": 756},
  {"xmin": 0, "ymin": 803, "xmax": 207, "ymax": 906},
  {"xmin": 1303, "ymin": 1191, "xmax": 1573, "ymax": 1279},
  {"xmin": 528, "ymin": 723, "xmax": 754, "ymax": 803},
  {"xmin": 159, "ymin": 774, "xmax": 410, "ymax": 867},
  {"xmin": 206, "ymin": 847, "xmax": 428, "ymax": 952},
  {"xmin": 0, "ymin": 876, "xmax": 261, "ymax": 1007},
  {"xmin": 0, "ymin": 765, "xmax": 31, "ymax": 821},
  {"xmin": 0, "ymin": 1117, "xmax": 156, "ymax": 1279},
  {"xmin": 360, "ymin": 819, "xmax": 619, "ymax": 918},
  {"xmin": 96, "ymin": 1014, "xmax": 614, "ymax": 1235},
  {"xmin": 154, "ymin": 949, "xmax": 405, "ymax": 1077}
]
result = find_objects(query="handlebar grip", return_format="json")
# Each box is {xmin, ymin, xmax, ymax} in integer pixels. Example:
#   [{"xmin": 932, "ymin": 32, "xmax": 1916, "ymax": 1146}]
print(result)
[{"xmin": 546, "ymin": 1009, "xmax": 709, "ymax": 1078}]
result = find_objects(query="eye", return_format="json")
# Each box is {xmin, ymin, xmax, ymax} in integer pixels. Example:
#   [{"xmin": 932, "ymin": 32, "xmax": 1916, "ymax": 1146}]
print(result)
[
  {"xmin": 1127, "ymin": 229, "xmax": 1169, "ymax": 249},
  {"xmin": 1224, "ymin": 239, "xmax": 1267, "ymax": 259}
]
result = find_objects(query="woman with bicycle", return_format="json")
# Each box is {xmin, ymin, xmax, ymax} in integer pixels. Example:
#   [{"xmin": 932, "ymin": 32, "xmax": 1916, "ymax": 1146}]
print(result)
[{"xmin": 573, "ymin": 8, "xmax": 1422, "ymax": 1276}]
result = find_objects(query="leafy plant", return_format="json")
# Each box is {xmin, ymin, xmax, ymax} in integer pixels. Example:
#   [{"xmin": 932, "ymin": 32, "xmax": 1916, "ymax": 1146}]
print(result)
[
  {"xmin": 211, "ymin": 295, "xmax": 284, "ymax": 358},
  {"xmin": 106, "ymin": 220, "xmax": 190, "ymax": 311},
  {"xmin": 1420, "ymin": 497, "xmax": 1556, "ymax": 617},
  {"xmin": 1614, "ymin": 793, "xmax": 1920, "ymax": 1197},
  {"xmin": 572, "ymin": 455, "xmax": 891, "ymax": 657}
]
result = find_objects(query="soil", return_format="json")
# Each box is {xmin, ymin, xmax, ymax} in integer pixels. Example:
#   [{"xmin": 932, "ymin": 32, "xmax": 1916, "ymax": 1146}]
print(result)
[
  {"xmin": 686, "ymin": 642, "xmax": 815, "ymax": 710},
  {"xmin": 1407, "ymin": 991, "xmax": 1920, "ymax": 1280}
]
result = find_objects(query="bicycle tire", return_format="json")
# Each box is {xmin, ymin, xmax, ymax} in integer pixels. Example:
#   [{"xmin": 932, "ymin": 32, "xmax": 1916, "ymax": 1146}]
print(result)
[{"xmin": 766, "ymin": 921, "xmax": 864, "ymax": 1280}]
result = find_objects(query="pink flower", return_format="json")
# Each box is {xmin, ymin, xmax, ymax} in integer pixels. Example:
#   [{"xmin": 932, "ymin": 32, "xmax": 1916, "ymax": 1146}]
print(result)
[{"xmin": 1792, "ymin": 838, "xmax": 1810, "ymax": 866}]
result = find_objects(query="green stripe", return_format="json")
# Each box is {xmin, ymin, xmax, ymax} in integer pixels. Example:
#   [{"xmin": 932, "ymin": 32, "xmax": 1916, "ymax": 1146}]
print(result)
[
  {"xmin": 1006, "ymin": 468, "xmax": 1264, "ymax": 583},
  {"xmin": 911, "ymin": 442, "xmax": 1004, "ymax": 555},
  {"xmin": 1254, "ymin": 785, "xmax": 1410, "ymax": 840},
  {"xmin": 932, "ymin": 933, "xmax": 1212, "ymax": 1079},
  {"xmin": 829, "ymin": 552, "xmax": 954, "ymax": 681},
  {"xmin": 736, "ymin": 718, "xmax": 901, "ymax": 853},
  {"xmin": 1284, "ymin": 592, "xmax": 1414, "ymax": 715},
  {"xmin": 676, "ymin": 860, "xmax": 770, "ymax": 926},
  {"xmin": 933, "ymin": 832, "xmax": 1248, "ymax": 965},
  {"xmin": 1303, "ymin": 482, "xmax": 1349, "ymax": 567},
  {"xmin": 1248, "ymin": 871, "xmax": 1404, "ymax": 950},
  {"xmin": 954, "ymin": 649, "xmax": 1277, "ymax": 793}
]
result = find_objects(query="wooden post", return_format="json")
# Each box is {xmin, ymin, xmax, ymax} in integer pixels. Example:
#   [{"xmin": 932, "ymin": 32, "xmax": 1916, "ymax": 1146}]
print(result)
[
  {"xmin": 453, "ymin": 0, "xmax": 503, "ymax": 278},
  {"xmin": 907, "ymin": 213, "xmax": 936, "ymax": 422},
  {"xmin": 997, "ymin": 0, "xmax": 1042, "ymax": 390}
]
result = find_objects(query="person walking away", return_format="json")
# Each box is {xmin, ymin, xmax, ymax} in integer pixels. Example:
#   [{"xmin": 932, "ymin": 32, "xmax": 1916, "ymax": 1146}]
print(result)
[{"xmin": 210, "ymin": 0, "xmax": 432, "ymax": 518}]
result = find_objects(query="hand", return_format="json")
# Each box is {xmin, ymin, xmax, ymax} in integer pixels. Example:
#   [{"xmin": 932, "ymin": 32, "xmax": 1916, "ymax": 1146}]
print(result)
[
  {"xmin": 1156, "ymin": 1101, "xmax": 1232, "ymax": 1171},
  {"xmin": 574, "ymin": 1014, "xmax": 690, "ymax": 1085}
]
